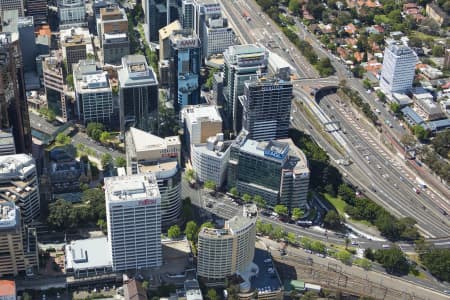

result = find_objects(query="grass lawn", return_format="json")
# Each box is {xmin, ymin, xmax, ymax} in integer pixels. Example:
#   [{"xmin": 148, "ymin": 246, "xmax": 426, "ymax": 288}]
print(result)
[
  {"xmin": 322, "ymin": 193, "xmax": 347, "ymax": 216},
  {"xmin": 410, "ymin": 31, "xmax": 437, "ymax": 42}
]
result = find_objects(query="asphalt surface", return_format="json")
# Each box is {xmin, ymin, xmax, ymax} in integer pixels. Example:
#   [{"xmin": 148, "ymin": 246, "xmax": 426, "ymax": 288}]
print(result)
[{"xmin": 219, "ymin": 0, "xmax": 450, "ymax": 240}]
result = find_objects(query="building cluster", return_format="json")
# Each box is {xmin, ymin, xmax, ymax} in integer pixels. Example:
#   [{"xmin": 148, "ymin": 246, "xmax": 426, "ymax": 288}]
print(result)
[{"xmin": 379, "ymin": 40, "xmax": 450, "ymax": 133}]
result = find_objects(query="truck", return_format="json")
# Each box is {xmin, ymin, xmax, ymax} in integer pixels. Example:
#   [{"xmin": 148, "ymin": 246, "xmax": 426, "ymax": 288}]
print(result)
[{"xmin": 242, "ymin": 11, "xmax": 251, "ymax": 22}]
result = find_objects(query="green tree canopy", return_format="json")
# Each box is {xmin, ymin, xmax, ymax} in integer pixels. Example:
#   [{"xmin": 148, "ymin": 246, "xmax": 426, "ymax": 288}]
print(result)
[
  {"xmin": 242, "ymin": 193, "xmax": 252, "ymax": 203},
  {"xmin": 184, "ymin": 221, "xmax": 199, "ymax": 241},
  {"xmin": 274, "ymin": 204, "xmax": 288, "ymax": 216},
  {"xmin": 323, "ymin": 210, "xmax": 342, "ymax": 229},
  {"xmin": 99, "ymin": 131, "xmax": 111, "ymax": 144},
  {"xmin": 413, "ymin": 125, "xmax": 429, "ymax": 141},
  {"xmin": 55, "ymin": 133, "xmax": 71, "ymax": 145},
  {"xmin": 336, "ymin": 250, "xmax": 352, "ymax": 264},
  {"xmin": 207, "ymin": 289, "xmax": 218, "ymax": 300},
  {"xmin": 374, "ymin": 247, "xmax": 410, "ymax": 275},
  {"xmin": 101, "ymin": 153, "xmax": 113, "ymax": 170},
  {"xmin": 291, "ymin": 208, "xmax": 304, "ymax": 221},
  {"xmin": 253, "ymin": 195, "xmax": 266, "ymax": 208},
  {"xmin": 168, "ymin": 225, "xmax": 182, "ymax": 239},
  {"xmin": 204, "ymin": 180, "xmax": 216, "ymax": 191},
  {"xmin": 201, "ymin": 221, "xmax": 215, "ymax": 229},
  {"xmin": 229, "ymin": 187, "xmax": 238, "ymax": 197},
  {"xmin": 115, "ymin": 156, "xmax": 126, "ymax": 168}
]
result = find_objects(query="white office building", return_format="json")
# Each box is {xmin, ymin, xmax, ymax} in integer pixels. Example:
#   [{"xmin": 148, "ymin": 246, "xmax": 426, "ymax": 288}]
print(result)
[
  {"xmin": 73, "ymin": 60, "xmax": 114, "ymax": 126},
  {"xmin": 58, "ymin": 0, "xmax": 87, "ymax": 28},
  {"xmin": 197, "ymin": 210, "xmax": 256, "ymax": 281},
  {"xmin": 202, "ymin": 17, "xmax": 235, "ymax": 59},
  {"xmin": 191, "ymin": 133, "xmax": 231, "ymax": 186},
  {"xmin": 0, "ymin": 154, "xmax": 40, "ymax": 224},
  {"xmin": 105, "ymin": 174, "xmax": 162, "ymax": 271},
  {"xmin": 380, "ymin": 42, "xmax": 417, "ymax": 95}
]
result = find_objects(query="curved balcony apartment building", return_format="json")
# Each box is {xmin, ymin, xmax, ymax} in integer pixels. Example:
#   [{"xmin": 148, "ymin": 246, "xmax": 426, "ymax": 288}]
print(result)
[
  {"xmin": 197, "ymin": 213, "xmax": 256, "ymax": 281},
  {"xmin": 125, "ymin": 127, "xmax": 182, "ymax": 229}
]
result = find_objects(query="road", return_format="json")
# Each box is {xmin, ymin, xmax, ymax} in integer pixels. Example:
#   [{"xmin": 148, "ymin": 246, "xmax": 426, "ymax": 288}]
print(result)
[{"xmin": 219, "ymin": 0, "xmax": 450, "ymax": 240}]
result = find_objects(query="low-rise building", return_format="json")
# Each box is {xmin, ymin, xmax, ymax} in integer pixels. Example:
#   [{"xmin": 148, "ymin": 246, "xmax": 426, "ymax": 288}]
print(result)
[
  {"xmin": 65, "ymin": 237, "xmax": 112, "ymax": 277},
  {"xmin": 227, "ymin": 130, "xmax": 310, "ymax": 210},
  {"xmin": 42, "ymin": 51, "xmax": 68, "ymax": 121},
  {"xmin": 0, "ymin": 280, "xmax": 16, "ymax": 300},
  {"xmin": 61, "ymin": 28, "xmax": 92, "ymax": 74},
  {"xmin": 426, "ymin": 3, "xmax": 448, "ymax": 26},
  {"xmin": 73, "ymin": 59, "xmax": 114, "ymax": 126},
  {"xmin": 0, "ymin": 154, "xmax": 40, "ymax": 224},
  {"xmin": 58, "ymin": 0, "xmax": 87, "ymax": 29},
  {"xmin": 413, "ymin": 93, "xmax": 445, "ymax": 121},
  {"xmin": 97, "ymin": 7, "xmax": 129, "ymax": 65},
  {"xmin": 191, "ymin": 133, "xmax": 231, "ymax": 187},
  {"xmin": 49, "ymin": 147, "xmax": 84, "ymax": 193},
  {"xmin": 125, "ymin": 127, "xmax": 182, "ymax": 229}
]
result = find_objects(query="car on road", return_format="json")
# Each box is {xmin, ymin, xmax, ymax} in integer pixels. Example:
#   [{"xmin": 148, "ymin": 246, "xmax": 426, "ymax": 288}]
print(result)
[
  {"xmin": 316, "ymin": 253, "xmax": 325, "ymax": 258},
  {"xmin": 351, "ymin": 240, "xmax": 358, "ymax": 245},
  {"xmin": 413, "ymin": 187, "xmax": 420, "ymax": 194}
]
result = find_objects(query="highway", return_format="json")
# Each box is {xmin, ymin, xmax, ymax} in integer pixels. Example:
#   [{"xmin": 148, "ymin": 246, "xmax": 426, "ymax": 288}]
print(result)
[{"xmin": 219, "ymin": 0, "xmax": 450, "ymax": 240}]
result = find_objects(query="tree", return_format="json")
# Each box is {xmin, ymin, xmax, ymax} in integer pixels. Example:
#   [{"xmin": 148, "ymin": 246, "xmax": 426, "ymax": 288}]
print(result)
[
  {"xmin": 142, "ymin": 280, "xmax": 149, "ymax": 290},
  {"xmin": 115, "ymin": 156, "xmax": 127, "ymax": 168},
  {"xmin": 354, "ymin": 258, "xmax": 372, "ymax": 270},
  {"xmin": 204, "ymin": 180, "xmax": 216, "ymax": 191},
  {"xmin": 432, "ymin": 45, "xmax": 445, "ymax": 57},
  {"xmin": 87, "ymin": 122, "xmax": 104, "ymax": 138},
  {"xmin": 311, "ymin": 241, "xmax": 326, "ymax": 253},
  {"xmin": 363, "ymin": 78, "xmax": 372, "ymax": 89},
  {"xmin": 344, "ymin": 237, "xmax": 350, "ymax": 250},
  {"xmin": 374, "ymin": 247, "xmax": 410, "ymax": 275},
  {"xmin": 182, "ymin": 197, "xmax": 193, "ymax": 220},
  {"xmin": 22, "ymin": 293, "xmax": 32, "ymax": 300},
  {"xmin": 421, "ymin": 247, "xmax": 450, "ymax": 282},
  {"xmin": 289, "ymin": 0, "xmax": 301, "ymax": 14},
  {"xmin": 242, "ymin": 193, "xmax": 252, "ymax": 203},
  {"xmin": 207, "ymin": 289, "xmax": 218, "ymax": 300},
  {"xmin": 431, "ymin": 131, "xmax": 450, "ymax": 158},
  {"xmin": 47, "ymin": 199, "xmax": 76, "ymax": 230},
  {"xmin": 229, "ymin": 187, "xmax": 238, "ymax": 197},
  {"xmin": 364, "ymin": 248, "xmax": 375, "ymax": 260},
  {"xmin": 201, "ymin": 221, "xmax": 215, "ymax": 229},
  {"xmin": 66, "ymin": 74, "xmax": 74, "ymax": 90},
  {"xmin": 82, "ymin": 188, "xmax": 105, "ymax": 221},
  {"xmin": 184, "ymin": 221, "xmax": 198, "ymax": 241},
  {"xmin": 271, "ymin": 226, "xmax": 285, "ymax": 240},
  {"xmin": 253, "ymin": 195, "xmax": 266, "ymax": 208},
  {"xmin": 274, "ymin": 204, "xmax": 288, "ymax": 216},
  {"xmin": 97, "ymin": 219, "xmax": 106, "ymax": 232},
  {"xmin": 286, "ymin": 232, "xmax": 297, "ymax": 245},
  {"xmin": 376, "ymin": 90, "xmax": 386, "ymax": 103},
  {"xmin": 168, "ymin": 225, "xmax": 182, "ymax": 239},
  {"xmin": 336, "ymin": 250, "xmax": 352, "ymax": 264},
  {"xmin": 323, "ymin": 210, "xmax": 342, "ymax": 229},
  {"xmin": 101, "ymin": 153, "xmax": 113, "ymax": 170},
  {"xmin": 400, "ymin": 134, "xmax": 416, "ymax": 148},
  {"xmin": 99, "ymin": 131, "xmax": 111, "ymax": 144},
  {"xmin": 291, "ymin": 208, "xmax": 304, "ymax": 221},
  {"xmin": 389, "ymin": 102, "xmax": 400, "ymax": 114},
  {"xmin": 55, "ymin": 133, "xmax": 71, "ymax": 145},
  {"xmin": 413, "ymin": 125, "xmax": 429, "ymax": 141},
  {"xmin": 185, "ymin": 169, "xmax": 195, "ymax": 182}
]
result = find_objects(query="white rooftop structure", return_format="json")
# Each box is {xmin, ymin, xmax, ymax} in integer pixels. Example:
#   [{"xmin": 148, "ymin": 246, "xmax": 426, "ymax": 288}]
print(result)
[
  {"xmin": 105, "ymin": 174, "xmax": 160, "ymax": 203},
  {"xmin": 128, "ymin": 127, "xmax": 180, "ymax": 154},
  {"xmin": 181, "ymin": 104, "xmax": 222, "ymax": 123},
  {"xmin": 0, "ymin": 201, "xmax": 19, "ymax": 229},
  {"xmin": 0, "ymin": 154, "xmax": 36, "ymax": 181},
  {"xmin": 65, "ymin": 237, "xmax": 112, "ymax": 272}
]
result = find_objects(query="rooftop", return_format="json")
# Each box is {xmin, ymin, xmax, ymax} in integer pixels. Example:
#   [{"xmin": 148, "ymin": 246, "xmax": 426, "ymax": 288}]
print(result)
[
  {"xmin": 0, "ymin": 131, "xmax": 14, "ymax": 146},
  {"xmin": 128, "ymin": 127, "xmax": 180, "ymax": 153},
  {"xmin": 104, "ymin": 173, "xmax": 160, "ymax": 203},
  {"xmin": 65, "ymin": 237, "xmax": 112, "ymax": 271},
  {"xmin": 119, "ymin": 55, "xmax": 158, "ymax": 87},
  {"xmin": 0, "ymin": 154, "xmax": 35, "ymax": 180},
  {"xmin": 0, "ymin": 201, "xmax": 18, "ymax": 229},
  {"xmin": 182, "ymin": 105, "xmax": 222, "ymax": 124},
  {"xmin": 0, "ymin": 280, "xmax": 15, "ymax": 296},
  {"xmin": 226, "ymin": 215, "xmax": 256, "ymax": 234},
  {"xmin": 224, "ymin": 44, "xmax": 268, "ymax": 60},
  {"xmin": 159, "ymin": 20, "xmax": 182, "ymax": 40}
]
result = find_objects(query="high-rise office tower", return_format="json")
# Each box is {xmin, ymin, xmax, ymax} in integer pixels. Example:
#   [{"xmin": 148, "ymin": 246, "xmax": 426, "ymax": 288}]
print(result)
[
  {"xmin": 197, "ymin": 208, "xmax": 256, "ymax": 281},
  {"xmin": 0, "ymin": 131, "xmax": 16, "ymax": 156},
  {"xmin": 125, "ymin": 127, "xmax": 182, "ymax": 229},
  {"xmin": 57, "ymin": 0, "xmax": 87, "ymax": 29},
  {"xmin": 227, "ymin": 131, "xmax": 310, "ymax": 210},
  {"xmin": 159, "ymin": 20, "xmax": 182, "ymax": 87},
  {"xmin": 0, "ymin": 32, "xmax": 32, "ymax": 154},
  {"xmin": 118, "ymin": 55, "xmax": 159, "ymax": 133},
  {"xmin": 240, "ymin": 77, "xmax": 292, "ymax": 141},
  {"xmin": 0, "ymin": 0, "xmax": 24, "ymax": 16},
  {"xmin": 61, "ymin": 28, "xmax": 90, "ymax": 74},
  {"xmin": 193, "ymin": 0, "xmax": 220, "ymax": 41},
  {"xmin": 97, "ymin": 7, "xmax": 130, "ymax": 65},
  {"xmin": 181, "ymin": 0, "xmax": 194, "ymax": 30},
  {"xmin": 73, "ymin": 59, "xmax": 114, "ymax": 126},
  {"xmin": 166, "ymin": 0, "xmax": 181, "ymax": 24},
  {"xmin": 105, "ymin": 174, "xmax": 162, "ymax": 271},
  {"xmin": 223, "ymin": 44, "xmax": 268, "ymax": 133},
  {"xmin": 26, "ymin": 0, "xmax": 48, "ymax": 24},
  {"xmin": 169, "ymin": 29, "xmax": 201, "ymax": 109},
  {"xmin": 202, "ymin": 17, "xmax": 235, "ymax": 60},
  {"xmin": 0, "ymin": 201, "xmax": 38, "ymax": 277},
  {"xmin": 43, "ymin": 51, "xmax": 68, "ymax": 121},
  {"xmin": 17, "ymin": 16, "xmax": 37, "ymax": 72},
  {"xmin": 380, "ymin": 42, "xmax": 417, "ymax": 95},
  {"xmin": 143, "ymin": 0, "xmax": 167, "ymax": 42},
  {"xmin": 0, "ymin": 154, "xmax": 40, "ymax": 224}
]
